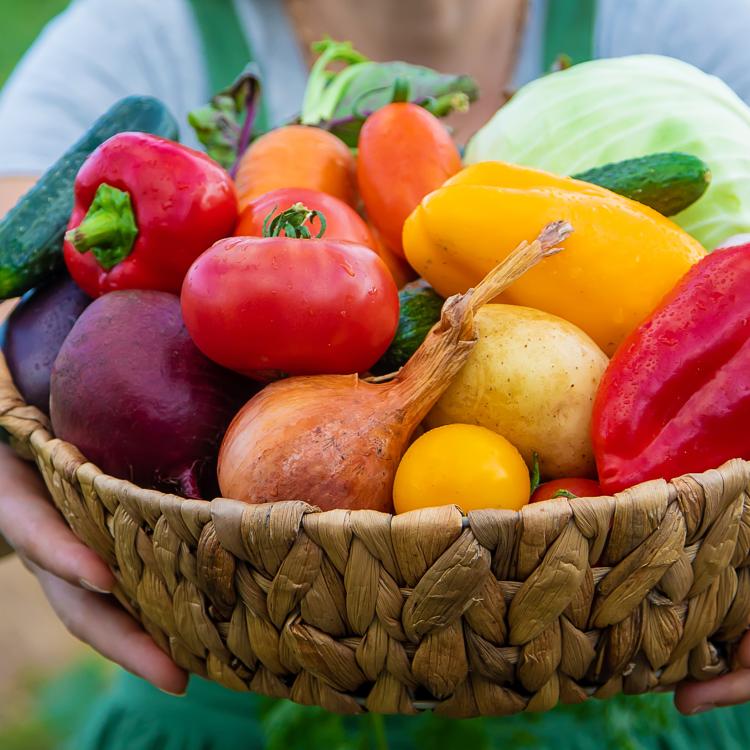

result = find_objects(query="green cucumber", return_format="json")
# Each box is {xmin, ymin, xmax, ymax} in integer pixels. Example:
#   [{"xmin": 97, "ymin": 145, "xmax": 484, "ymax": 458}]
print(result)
[
  {"xmin": 372, "ymin": 280, "xmax": 444, "ymax": 375},
  {"xmin": 572, "ymin": 152, "xmax": 711, "ymax": 216},
  {"xmin": 0, "ymin": 96, "xmax": 179, "ymax": 299}
]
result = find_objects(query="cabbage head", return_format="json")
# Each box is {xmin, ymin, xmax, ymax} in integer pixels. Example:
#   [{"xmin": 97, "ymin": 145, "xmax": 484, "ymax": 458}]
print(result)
[{"xmin": 465, "ymin": 55, "xmax": 750, "ymax": 249}]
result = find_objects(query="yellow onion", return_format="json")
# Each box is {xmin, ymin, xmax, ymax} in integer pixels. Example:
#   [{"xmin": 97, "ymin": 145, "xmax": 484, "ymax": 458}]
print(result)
[{"xmin": 218, "ymin": 221, "xmax": 572, "ymax": 512}]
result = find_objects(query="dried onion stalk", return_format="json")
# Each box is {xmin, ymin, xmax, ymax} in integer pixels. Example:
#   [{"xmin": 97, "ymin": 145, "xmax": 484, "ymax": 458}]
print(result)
[{"xmin": 218, "ymin": 221, "xmax": 572, "ymax": 511}]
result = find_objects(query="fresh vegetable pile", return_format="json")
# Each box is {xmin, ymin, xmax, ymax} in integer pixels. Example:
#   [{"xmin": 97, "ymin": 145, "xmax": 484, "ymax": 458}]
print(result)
[{"xmin": 3, "ymin": 46, "xmax": 750, "ymax": 515}]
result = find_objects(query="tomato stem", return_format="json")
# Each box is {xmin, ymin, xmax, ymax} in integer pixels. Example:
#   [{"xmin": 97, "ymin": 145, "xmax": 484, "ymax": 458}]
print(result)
[
  {"xmin": 529, "ymin": 451, "xmax": 541, "ymax": 493},
  {"xmin": 262, "ymin": 203, "xmax": 327, "ymax": 239},
  {"xmin": 551, "ymin": 489, "xmax": 579, "ymax": 499}
]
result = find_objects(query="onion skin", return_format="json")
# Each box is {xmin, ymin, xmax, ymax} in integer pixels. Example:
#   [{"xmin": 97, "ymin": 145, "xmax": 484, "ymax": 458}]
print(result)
[
  {"xmin": 220, "ymin": 375, "xmax": 412, "ymax": 511},
  {"xmin": 219, "ymin": 222, "xmax": 572, "ymax": 512},
  {"xmin": 50, "ymin": 290, "xmax": 252, "ymax": 498}
]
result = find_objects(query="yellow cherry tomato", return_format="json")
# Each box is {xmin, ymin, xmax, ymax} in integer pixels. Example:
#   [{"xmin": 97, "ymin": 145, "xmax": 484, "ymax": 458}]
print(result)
[{"xmin": 393, "ymin": 424, "xmax": 530, "ymax": 514}]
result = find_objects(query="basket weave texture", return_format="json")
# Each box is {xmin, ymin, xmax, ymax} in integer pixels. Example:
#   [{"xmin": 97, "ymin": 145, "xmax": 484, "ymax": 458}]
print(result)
[{"xmin": 2, "ymin": 350, "xmax": 750, "ymax": 717}]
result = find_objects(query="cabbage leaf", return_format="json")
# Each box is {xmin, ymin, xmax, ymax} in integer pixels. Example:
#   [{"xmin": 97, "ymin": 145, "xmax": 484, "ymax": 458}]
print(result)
[{"xmin": 466, "ymin": 55, "xmax": 750, "ymax": 249}]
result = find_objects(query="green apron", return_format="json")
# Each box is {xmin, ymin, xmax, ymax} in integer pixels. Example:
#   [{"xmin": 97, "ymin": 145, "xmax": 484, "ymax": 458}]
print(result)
[
  {"xmin": 187, "ymin": 0, "xmax": 270, "ymax": 132},
  {"xmin": 69, "ymin": 671, "xmax": 750, "ymax": 750},
  {"xmin": 69, "ymin": 2, "xmax": 750, "ymax": 747}
]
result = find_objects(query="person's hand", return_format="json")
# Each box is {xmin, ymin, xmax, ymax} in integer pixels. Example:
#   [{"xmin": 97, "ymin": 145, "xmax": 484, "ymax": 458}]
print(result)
[
  {"xmin": 675, "ymin": 635, "xmax": 750, "ymax": 714},
  {"xmin": 0, "ymin": 443, "xmax": 188, "ymax": 695}
]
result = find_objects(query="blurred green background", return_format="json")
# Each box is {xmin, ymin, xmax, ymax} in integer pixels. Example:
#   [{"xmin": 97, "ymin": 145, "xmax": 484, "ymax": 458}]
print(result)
[
  {"xmin": 0, "ymin": 0, "xmax": 69, "ymax": 85},
  {"xmin": 0, "ymin": 8, "xmax": 94, "ymax": 750}
]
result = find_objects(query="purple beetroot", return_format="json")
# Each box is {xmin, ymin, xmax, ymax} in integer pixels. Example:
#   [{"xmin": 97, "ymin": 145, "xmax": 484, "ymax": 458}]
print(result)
[
  {"xmin": 2, "ymin": 274, "xmax": 91, "ymax": 413},
  {"xmin": 50, "ymin": 290, "xmax": 252, "ymax": 498}
]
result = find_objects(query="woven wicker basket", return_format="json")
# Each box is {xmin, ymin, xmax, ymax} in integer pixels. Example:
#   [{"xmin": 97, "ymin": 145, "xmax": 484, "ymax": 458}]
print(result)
[{"xmin": 2, "ymin": 350, "xmax": 749, "ymax": 717}]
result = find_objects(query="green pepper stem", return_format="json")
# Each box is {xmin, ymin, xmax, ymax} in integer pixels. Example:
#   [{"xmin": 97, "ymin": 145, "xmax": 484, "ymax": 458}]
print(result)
[
  {"xmin": 65, "ymin": 183, "xmax": 138, "ymax": 271},
  {"xmin": 66, "ymin": 211, "xmax": 121, "ymax": 251}
]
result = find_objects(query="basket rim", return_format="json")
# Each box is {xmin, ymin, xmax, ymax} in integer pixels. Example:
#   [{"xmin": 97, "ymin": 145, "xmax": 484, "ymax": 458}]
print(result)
[{"xmin": 1, "ymin": 348, "xmax": 748, "ymax": 523}]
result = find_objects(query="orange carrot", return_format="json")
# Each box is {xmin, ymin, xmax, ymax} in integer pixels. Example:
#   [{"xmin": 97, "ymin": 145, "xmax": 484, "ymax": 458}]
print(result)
[{"xmin": 235, "ymin": 125, "xmax": 357, "ymax": 211}]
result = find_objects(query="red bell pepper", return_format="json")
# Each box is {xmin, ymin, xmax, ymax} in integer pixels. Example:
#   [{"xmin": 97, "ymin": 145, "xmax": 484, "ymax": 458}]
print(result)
[
  {"xmin": 593, "ymin": 242, "xmax": 750, "ymax": 493},
  {"xmin": 63, "ymin": 132, "xmax": 237, "ymax": 297}
]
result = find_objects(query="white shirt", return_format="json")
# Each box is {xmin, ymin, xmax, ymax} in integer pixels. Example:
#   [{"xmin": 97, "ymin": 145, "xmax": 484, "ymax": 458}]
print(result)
[{"xmin": 2, "ymin": 0, "xmax": 750, "ymax": 175}]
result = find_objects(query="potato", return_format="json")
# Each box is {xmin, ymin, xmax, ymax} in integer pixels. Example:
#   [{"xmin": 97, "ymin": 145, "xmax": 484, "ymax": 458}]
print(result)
[{"xmin": 426, "ymin": 304, "xmax": 608, "ymax": 478}]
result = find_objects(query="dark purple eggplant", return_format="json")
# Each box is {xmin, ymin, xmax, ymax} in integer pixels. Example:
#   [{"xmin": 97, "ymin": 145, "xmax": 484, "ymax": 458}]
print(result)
[
  {"xmin": 2, "ymin": 275, "xmax": 90, "ymax": 413},
  {"xmin": 50, "ymin": 290, "xmax": 253, "ymax": 498}
]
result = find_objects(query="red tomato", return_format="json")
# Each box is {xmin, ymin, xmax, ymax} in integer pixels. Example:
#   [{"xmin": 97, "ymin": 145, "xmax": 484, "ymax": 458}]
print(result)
[
  {"xmin": 357, "ymin": 103, "xmax": 462, "ymax": 257},
  {"xmin": 530, "ymin": 478, "xmax": 603, "ymax": 503},
  {"xmin": 235, "ymin": 188, "xmax": 375, "ymax": 248},
  {"xmin": 181, "ymin": 235, "xmax": 399, "ymax": 378}
]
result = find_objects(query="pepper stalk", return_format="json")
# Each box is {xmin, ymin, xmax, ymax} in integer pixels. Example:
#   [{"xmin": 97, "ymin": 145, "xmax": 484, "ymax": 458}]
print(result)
[{"xmin": 65, "ymin": 183, "xmax": 138, "ymax": 271}]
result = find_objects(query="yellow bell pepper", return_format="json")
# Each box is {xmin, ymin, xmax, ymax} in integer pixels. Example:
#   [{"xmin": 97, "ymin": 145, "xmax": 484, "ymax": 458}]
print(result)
[{"xmin": 403, "ymin": 162, "xmax": 706, "ymax": 355}]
